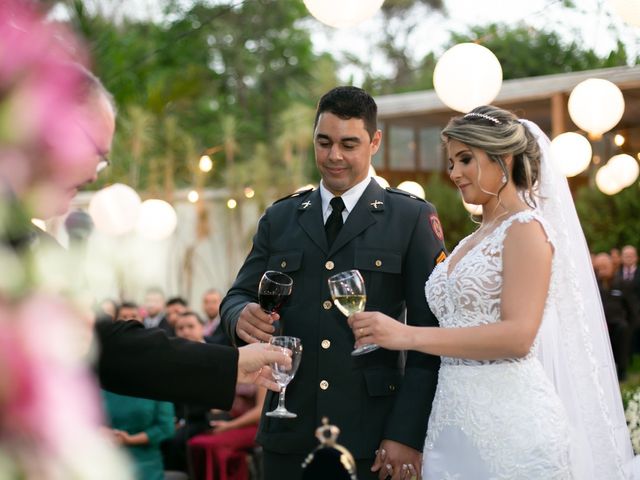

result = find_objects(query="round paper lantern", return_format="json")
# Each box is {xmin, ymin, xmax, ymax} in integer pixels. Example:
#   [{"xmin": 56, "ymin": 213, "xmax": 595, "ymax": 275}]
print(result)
[
  {"xmin": 136, "ymin": 199, "xmax": 177, "ymax": 241},
  {"xmin": 607, "ymin": 154, "xmax": 639, "ymax": 188},
  {"xmin": 609, "ymin": 0, "xmax": 640, "ymax": 27},
  {"xmin": 372, "ymin": 175, "xmax": 390, "ymax": 188},
  {"xmin": 303, "ymin": 0, "xmax": 385, "ymax": 28},
  {"xmin": 463, "ymin": 200, "xmax": 483, "ymax": 216},
  {"xmin": 595, "ymin": 165, "xmax": 624, "ymax": 195},
  {"xmin": 433, "ymin": 43, "xmax": 503, "ymax": 113},
  {"xmin": 89, "ymin": 184, "xmax": 141, "ymax": 236},
  {"xmin": 549, "ymin": 132, "xmax": 592, "ymax": 177},
  {"xmin": 397, "ymin": 181, "xmax": 425, "ymax": 199},
  {"xmin": 568, "ymin": 79, "xmax": 625, "ymax": 138}
]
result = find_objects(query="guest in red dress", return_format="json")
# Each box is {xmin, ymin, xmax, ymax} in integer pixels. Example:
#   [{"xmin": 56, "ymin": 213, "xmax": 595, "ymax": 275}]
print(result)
[{"xmin": 188, "ymin": 384, "xmax": 266, "ymax": 480}]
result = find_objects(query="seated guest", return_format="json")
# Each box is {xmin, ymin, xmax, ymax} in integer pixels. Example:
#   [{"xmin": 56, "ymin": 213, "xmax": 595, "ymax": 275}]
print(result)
[
  {"xmin": 143, "ymin": 287, "xmax": 167, "ymax": 329},
  {"xmin": 103, "ymin": 390, "xmax": 175, "ymax": 480},
  {"xmin": 162, "ymin": 311, "xmax": 219, "ymax": 473},
  {"xmin": 202, "ymin": 288, "xmax": 230, "ymax": 345},
  {"xmin": 175, "ymin": 310, "xmax": 207, "ymax": 343},
  {"xmin": 159, "ymin": 296, "xmax": 188, "ymax": 336},
  {"xmin": 99, "ymin": 298, "xmax": 118, "ymax": 320},
  {"xmin": 103, "ymin": 315, "xmax": 175, "ymax": 480},
  {"xmin": 116, "ymin": 302, "xmax": 142, "ymax": 322},
  {"xmin": 188, "ymin": 383, "xmax": 266, "ymax": 480}
]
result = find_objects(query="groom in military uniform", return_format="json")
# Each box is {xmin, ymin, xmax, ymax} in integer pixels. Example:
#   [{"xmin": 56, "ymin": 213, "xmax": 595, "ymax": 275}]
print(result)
[{"xmin": 221, "ymin": 86, "xmax": 446, "ymax": 479}]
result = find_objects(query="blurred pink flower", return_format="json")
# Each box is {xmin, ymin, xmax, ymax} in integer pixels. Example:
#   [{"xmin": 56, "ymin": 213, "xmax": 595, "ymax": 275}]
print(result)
[
  {"xmin": 0, "ymin": 294, "xmax": 103, "ymax": 449},
  {"xmin": 0, "ymin": 294, "xmax": 133, "ymax": 478},
  {"xmin": 0, "ymin": 0, "xmax": 99, "ymax": 180},
  {"xmin": 0, "ymin": 3, "xmax": 133, "ymax": 477}
]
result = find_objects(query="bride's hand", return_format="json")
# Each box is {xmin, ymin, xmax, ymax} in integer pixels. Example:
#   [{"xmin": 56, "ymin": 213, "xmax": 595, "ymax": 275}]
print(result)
[{"xmin": 349, "ymin": 312, "xmax": 411, "ymax": 351}]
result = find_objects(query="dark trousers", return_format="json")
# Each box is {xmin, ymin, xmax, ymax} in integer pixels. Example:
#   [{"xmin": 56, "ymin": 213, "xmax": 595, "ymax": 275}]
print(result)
[
  {"xmin": 263, "ymin": 450, "xmax": 381, "ymax": 480},
  {"xmin": 608, "ymin": 321, "xmax": 630, "ymax": 379}
]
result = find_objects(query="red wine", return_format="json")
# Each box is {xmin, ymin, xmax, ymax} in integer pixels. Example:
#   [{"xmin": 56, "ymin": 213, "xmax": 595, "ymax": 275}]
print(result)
[{"xmin": 259, "ymin": 292, "xmax": 290, "ymax": 314}]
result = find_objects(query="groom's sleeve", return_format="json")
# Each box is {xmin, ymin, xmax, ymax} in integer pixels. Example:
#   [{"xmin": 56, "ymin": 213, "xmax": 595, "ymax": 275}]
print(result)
[{"xmin": 383, "ymin": 201, "xmax": 445, "ymax": 450}]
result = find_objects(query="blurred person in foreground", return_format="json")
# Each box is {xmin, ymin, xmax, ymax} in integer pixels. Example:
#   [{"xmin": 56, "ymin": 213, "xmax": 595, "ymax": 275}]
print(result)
[
  {"xmin": 0, "ymin": 1, "xmax": 288, "ymax": 412},
  {"xmin": 0, "ymin": 1, "xmax": 133, "ymax": 477}
]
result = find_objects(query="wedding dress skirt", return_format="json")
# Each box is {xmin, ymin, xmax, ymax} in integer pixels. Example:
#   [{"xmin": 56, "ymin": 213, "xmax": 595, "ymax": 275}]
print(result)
[{"xmin": 423, "ymin": 357, "xmax": 571, "ymax": 479}]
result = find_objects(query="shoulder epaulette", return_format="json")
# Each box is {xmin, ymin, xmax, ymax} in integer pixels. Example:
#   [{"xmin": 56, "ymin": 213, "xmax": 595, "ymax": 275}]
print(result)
[
  {"xmin": 385, "ymin": 187, "xmax": 426, "ymax": 203},
  {"xmin": 273, "ymin": 188, "xmax": 314, "ymax": 204}
]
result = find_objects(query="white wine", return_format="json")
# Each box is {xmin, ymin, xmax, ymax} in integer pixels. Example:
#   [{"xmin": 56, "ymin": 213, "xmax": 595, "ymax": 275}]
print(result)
[{"xmin": 333, "ymin": 294, "xmax": 366, "ymax": 317}]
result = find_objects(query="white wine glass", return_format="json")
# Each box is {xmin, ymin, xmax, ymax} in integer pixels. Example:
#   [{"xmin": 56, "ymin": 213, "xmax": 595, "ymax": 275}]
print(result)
[
  {"xmin": 265, "ymin": 336, "xmax": 303, "ymax": 418},
  {"xmin": 327, "ymin": 269, "xmax": 379, "ymax": 356}
]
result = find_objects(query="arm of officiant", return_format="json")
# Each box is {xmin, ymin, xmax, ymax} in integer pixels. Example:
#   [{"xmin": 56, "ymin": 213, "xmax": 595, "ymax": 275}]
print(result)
[{"xmin": 96, "ymin": 320, "xmax": 290, "ymax": 407}]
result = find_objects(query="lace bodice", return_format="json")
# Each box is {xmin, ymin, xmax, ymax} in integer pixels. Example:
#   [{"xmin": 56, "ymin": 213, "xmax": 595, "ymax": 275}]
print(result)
[{"xmin": 425, "ymin": 210, "xmax": 552, "ymax": 365}]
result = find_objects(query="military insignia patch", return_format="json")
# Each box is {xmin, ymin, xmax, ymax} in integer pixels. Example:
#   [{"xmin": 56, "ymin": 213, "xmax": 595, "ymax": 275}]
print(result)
[
  {"xmin": 435, "ymin": 250, "xmax": 447, "ymax": 265},
  {"xmin": 429, "ymin": 214, "xmax": 444, "ymax": 241}
]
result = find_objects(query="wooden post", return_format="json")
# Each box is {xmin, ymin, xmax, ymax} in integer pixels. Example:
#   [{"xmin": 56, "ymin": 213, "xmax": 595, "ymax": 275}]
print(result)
[{"xmin": 551, "ymin": 92, "xmax": 568, "ymax": 139}]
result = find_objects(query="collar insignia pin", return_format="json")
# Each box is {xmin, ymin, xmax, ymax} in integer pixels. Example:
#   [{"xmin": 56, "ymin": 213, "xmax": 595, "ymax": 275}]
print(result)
[
  {"xmin": 370, "ymin": 200, "xmax": 383, "ymax": 209},
  {"xmin": 301, "ymin": 200, "xmax": 311, "ymax": 209}
]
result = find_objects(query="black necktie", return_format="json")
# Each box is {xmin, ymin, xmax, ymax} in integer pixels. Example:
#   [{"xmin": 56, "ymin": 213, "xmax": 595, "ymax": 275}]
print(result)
[{"xmin": 325, "ymin": 196, "xmax": 346, "ymax": 248}]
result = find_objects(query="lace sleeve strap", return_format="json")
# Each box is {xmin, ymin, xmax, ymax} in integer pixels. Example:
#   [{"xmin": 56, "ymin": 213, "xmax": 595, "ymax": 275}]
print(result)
[{"xmin": 494, "ymin": 210, "xmax": 556, "ymax": 252}]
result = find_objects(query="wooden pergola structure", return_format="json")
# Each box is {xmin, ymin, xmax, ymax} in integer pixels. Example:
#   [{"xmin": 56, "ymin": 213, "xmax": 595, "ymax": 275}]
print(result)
[{"xmin": 373, "ymin": 65, "xmax": 640, "ymax": 189}]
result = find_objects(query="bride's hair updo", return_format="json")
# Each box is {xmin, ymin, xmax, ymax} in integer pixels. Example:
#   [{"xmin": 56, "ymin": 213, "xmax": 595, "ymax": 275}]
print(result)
[{"xmin": 441, "ymin": 105, "xmax": 541, "ymax": 207}]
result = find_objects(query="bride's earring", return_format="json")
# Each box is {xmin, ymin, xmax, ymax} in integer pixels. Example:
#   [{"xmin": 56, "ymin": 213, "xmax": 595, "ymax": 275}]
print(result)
[{"xmin": 501, "ymin": 173, "xmax": 507, "ymax": 184}]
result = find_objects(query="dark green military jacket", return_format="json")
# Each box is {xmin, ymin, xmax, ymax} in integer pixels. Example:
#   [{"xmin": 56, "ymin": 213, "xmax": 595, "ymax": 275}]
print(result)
[{"xmin": 221, "ymin": 178, "xmax": 446, "ymax": 459}]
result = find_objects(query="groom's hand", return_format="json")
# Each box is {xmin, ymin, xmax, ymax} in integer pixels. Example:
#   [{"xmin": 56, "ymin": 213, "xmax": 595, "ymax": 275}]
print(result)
[
  {"xmin": 236, "ymin": 302, "xmax": 277, "ymax": 343},
  {"xmin": 372, "ymin": 439, "xmax": 422, "ymax": 480}
]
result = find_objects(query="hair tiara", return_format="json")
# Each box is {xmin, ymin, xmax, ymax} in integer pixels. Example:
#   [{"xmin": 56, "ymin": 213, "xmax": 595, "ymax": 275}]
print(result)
[{"xmin": 463, "ymin": 112, "xmax": 501, "ymax": 124}]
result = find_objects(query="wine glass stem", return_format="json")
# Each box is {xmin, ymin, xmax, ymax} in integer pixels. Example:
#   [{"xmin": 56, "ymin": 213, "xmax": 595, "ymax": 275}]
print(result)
[{"xmin": 277, "ymin": 386, "xmax": 287, "ymax": 410}]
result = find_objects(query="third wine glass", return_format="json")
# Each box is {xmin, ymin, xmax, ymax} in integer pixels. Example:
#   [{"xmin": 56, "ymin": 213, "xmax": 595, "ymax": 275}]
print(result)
[{"xmin": 265, "ymin": 336, "xmax": 302, "ymax": 418}]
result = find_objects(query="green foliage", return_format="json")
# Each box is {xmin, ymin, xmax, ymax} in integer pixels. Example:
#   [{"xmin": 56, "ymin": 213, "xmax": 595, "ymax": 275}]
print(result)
[
  {"xmin": 363, "ymin": 19, "xmax": 634, "ymax": 95},
  {"xmin": 449, "ymin": 23, "xmax": 631, "ymax": 80},
  {"xmin": 575, "ymin": 183, "xmax": 640, "ymax": 253},
  {"xmin": 68, "ymin": 0, "xmax": 334, "ymax": 196}
]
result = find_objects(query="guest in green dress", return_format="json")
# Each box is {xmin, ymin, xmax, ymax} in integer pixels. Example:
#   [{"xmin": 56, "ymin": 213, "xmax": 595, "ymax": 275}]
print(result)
[{"xmin": 103, "ymin": 390, "xmax": 175, "ymax": 480}]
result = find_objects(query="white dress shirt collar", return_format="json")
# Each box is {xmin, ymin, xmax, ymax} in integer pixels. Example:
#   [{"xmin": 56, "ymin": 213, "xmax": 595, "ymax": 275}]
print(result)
[{"xmin": 320, "ymin": 176, "xmax": 371, "ymax": 223}]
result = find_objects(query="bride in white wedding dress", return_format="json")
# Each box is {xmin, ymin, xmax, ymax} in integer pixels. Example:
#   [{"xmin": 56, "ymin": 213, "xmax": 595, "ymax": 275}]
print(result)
[{"xmin": 349, "ymin": 106, "xmax": 633, "ymax": 479}]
